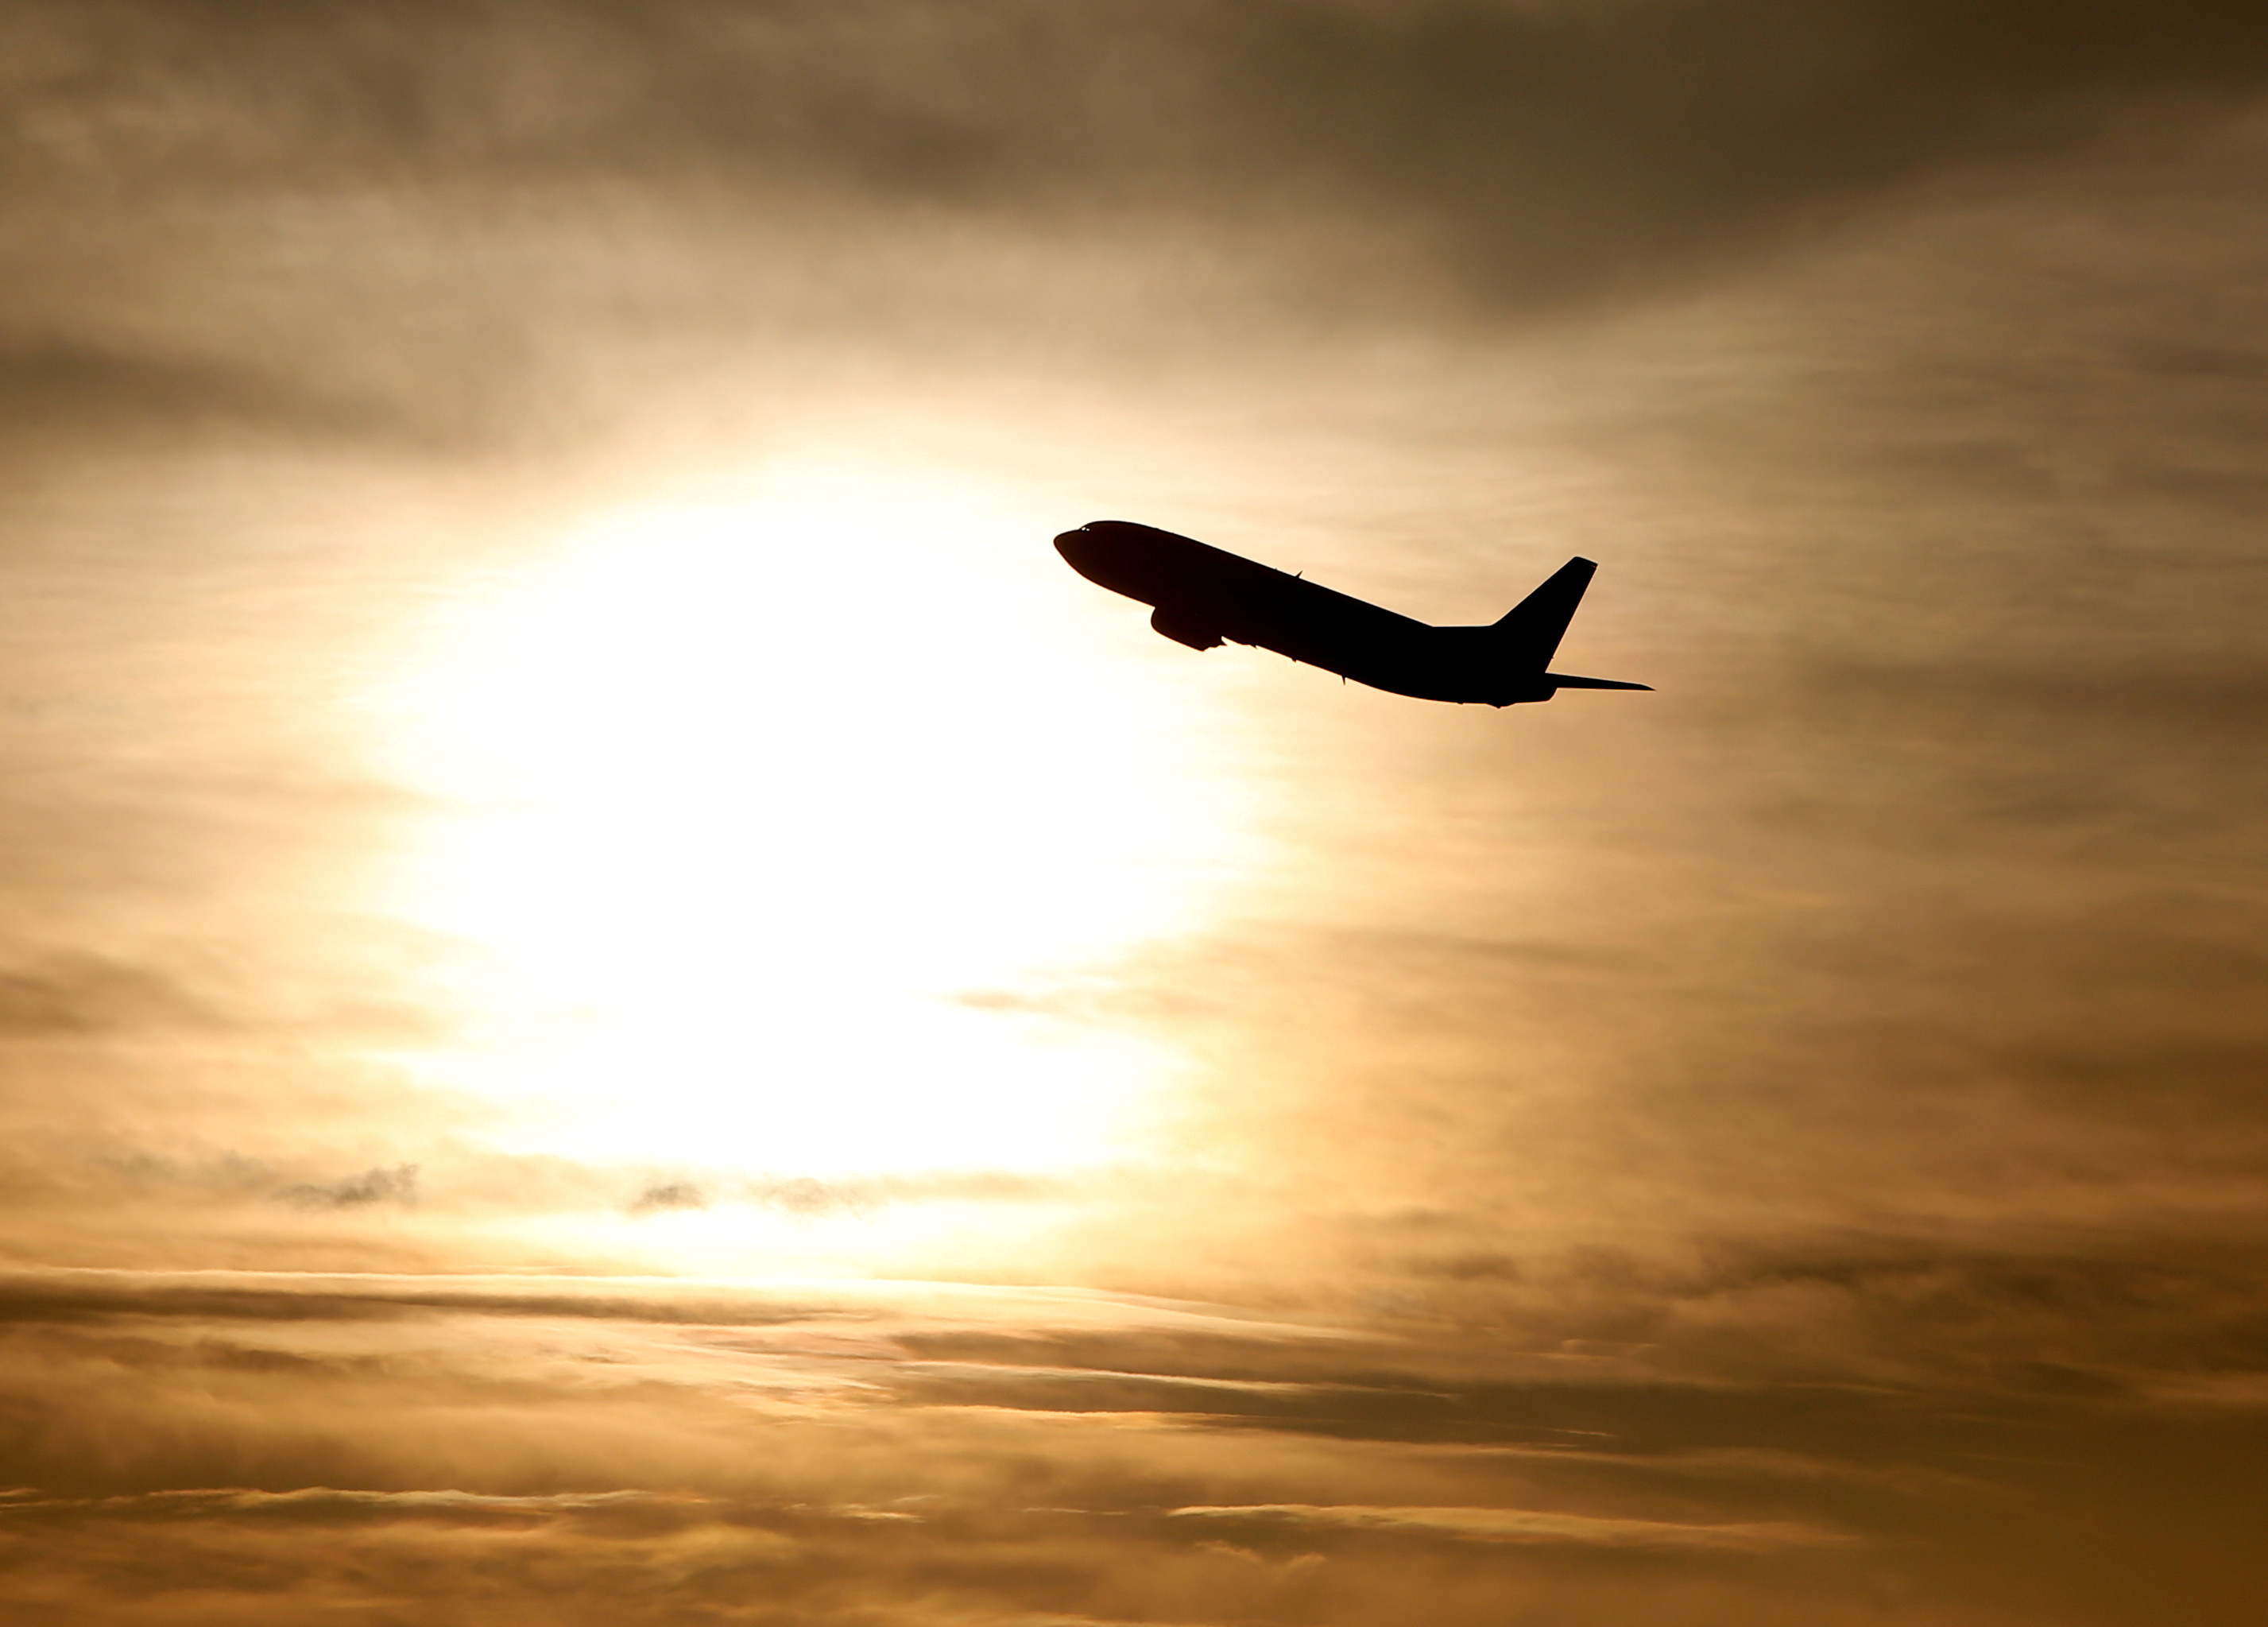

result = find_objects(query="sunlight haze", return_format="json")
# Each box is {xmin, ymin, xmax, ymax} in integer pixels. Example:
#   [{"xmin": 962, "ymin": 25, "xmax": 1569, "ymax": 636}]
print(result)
[{"xmin": 0, "ymin": 4, "xmax": 2262, "ymax": 1624}]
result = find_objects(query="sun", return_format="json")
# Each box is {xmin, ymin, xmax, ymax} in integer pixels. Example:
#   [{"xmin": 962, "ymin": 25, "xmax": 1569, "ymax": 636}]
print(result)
[{"xmin": 367, "ymin": 458, "xmax": 1243, "ymax": 1180}]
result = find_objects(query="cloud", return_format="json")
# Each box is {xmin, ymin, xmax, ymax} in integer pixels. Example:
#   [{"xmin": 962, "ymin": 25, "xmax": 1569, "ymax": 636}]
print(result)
[
  {"xmin": 0, "ymin": 1485, "xmax": 666, "ymax": 1524},
  {"xmin": 0, "ymin": 1268, "xmax": 1370, "ymax": 1339},
  {"xmin": 0, "ymin": 1269, "xmax": 2257, "ymax": 1623},
  {"xmin": 1207, "ymin": 0, "xmax": 2268, "ymax": 304},
  {"xmin": 1166, "ymin": 1500, "xmax": 1852, "ymax": 1551},
  {"xmin": 273, "ymin": 1164, "xmax": 420, "ymax": 1211},
  {"xmin": 0, "ymin": 953, "xmax": 219, "ymax": 1037},
  {"xmin": 0, "ymin": 6, "xmax": 2261, "ymax": 1624},
  {"xmin": 627, "ymin": 1179, "xmax": 707, "ymax": 1214},
  {"xmin": 0, "ymin": 340, "xmax": 412, "ymax": 447},
  {"xmin": 6, "ymin": 2, "xmax": 2266, "ymax": 317}
]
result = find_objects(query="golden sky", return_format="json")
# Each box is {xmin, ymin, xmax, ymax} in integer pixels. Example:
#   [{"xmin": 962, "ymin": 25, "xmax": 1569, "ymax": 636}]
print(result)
[{"xmin": 1, "ymin": 3, "xmax": 2265, "ymax": 1623}]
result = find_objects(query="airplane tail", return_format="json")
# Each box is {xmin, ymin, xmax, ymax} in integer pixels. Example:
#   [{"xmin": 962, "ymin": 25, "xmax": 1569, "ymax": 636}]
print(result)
[
  {"xmin": 1493, "ymin": 557, "xmax": 1596, "ymax": 665},
  {"xmin": 1492, "ymin": 558, "xmax": 1651, "ymax": 694}
]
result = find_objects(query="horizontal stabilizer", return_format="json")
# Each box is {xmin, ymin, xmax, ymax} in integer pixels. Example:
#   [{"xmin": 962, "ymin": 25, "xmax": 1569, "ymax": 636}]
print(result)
[
  {"xmin": 1495, "ymin": 557, "xmax": 1595, "ymax": 664},
  {"xmin": 1545, "ymin": 673, "xmax": 1651, "ymax": 690}
]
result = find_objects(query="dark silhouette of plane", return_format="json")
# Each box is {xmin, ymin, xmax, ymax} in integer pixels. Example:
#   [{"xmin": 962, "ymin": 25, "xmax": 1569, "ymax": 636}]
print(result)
[{"xmin": 1055, "ymin": 521, "xmax": 1650, "ymax": 707}]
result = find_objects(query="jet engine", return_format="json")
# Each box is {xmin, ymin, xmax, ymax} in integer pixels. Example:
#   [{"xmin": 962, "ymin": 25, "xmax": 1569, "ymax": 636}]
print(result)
[{"xmin": 1149, "ymin": 606, "xmax": 1225, "ymax": 650}]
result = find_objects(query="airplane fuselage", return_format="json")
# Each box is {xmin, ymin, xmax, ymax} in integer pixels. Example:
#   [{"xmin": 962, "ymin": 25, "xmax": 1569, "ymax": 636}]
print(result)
[{"xmin": 1055, "ymin": 521, "xmax": 1643, "ymax": 707}]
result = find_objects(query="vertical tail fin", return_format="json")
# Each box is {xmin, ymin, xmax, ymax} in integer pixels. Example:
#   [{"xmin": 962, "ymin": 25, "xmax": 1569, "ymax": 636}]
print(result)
[{"xmin": 1493, "ymin": 557, "xmax": 1595, "ymax": 665}]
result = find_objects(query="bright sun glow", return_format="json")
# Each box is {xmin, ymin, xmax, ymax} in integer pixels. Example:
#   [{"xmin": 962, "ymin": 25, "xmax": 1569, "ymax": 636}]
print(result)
[{"xmin": 372, "ymin": 459, "xmax": 1244, "ymax": 1180}]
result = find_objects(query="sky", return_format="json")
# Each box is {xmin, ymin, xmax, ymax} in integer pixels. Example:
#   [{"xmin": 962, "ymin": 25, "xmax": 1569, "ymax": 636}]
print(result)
[{"xmin": 0, "ymin": 2, "xmax": 2265, "ymax": 1622}]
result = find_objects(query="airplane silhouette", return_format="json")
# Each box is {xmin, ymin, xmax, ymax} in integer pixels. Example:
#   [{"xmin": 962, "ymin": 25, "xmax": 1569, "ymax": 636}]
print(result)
[{"xmin": 1055, "ymin": 521, "xmax": 1649, "ymax": 707}]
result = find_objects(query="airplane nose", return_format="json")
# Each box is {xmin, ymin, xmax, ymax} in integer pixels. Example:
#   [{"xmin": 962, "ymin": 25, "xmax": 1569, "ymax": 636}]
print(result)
[
  {"xmin": 1054, "ymin": 524, "xmax": 1113, "ymax": 568},
  {"xmin": 1054, "ymin": 523, "xmax": 1124, "ymax": 588},
  {"xmin": 1055, "ymin": 520, "xmax": 1182, "ymax": 601}
]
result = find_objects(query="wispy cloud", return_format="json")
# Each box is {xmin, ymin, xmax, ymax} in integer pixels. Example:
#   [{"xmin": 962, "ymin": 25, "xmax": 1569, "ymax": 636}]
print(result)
[
  {"xmin": 0, "ymin": 3, "xmax": 2262, "ymax": 1624},
  {"xmin": 1166, "ymin": 1501, "xmax": 1853, "ymax": 1551}
]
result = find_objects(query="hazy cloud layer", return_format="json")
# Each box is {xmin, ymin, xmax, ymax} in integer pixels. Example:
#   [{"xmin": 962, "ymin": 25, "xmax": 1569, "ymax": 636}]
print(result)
[
  {"xmin": 7, "ymin": 3, "xmax": 2268, "ymax": 272},
  {"xmin": 0, "ymin": 2, "xmax": 2263, "ymax": 1624},
  {"xmin": 1, "ymin": 1271, "xmax": 2263, "ymax": 1621}
]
